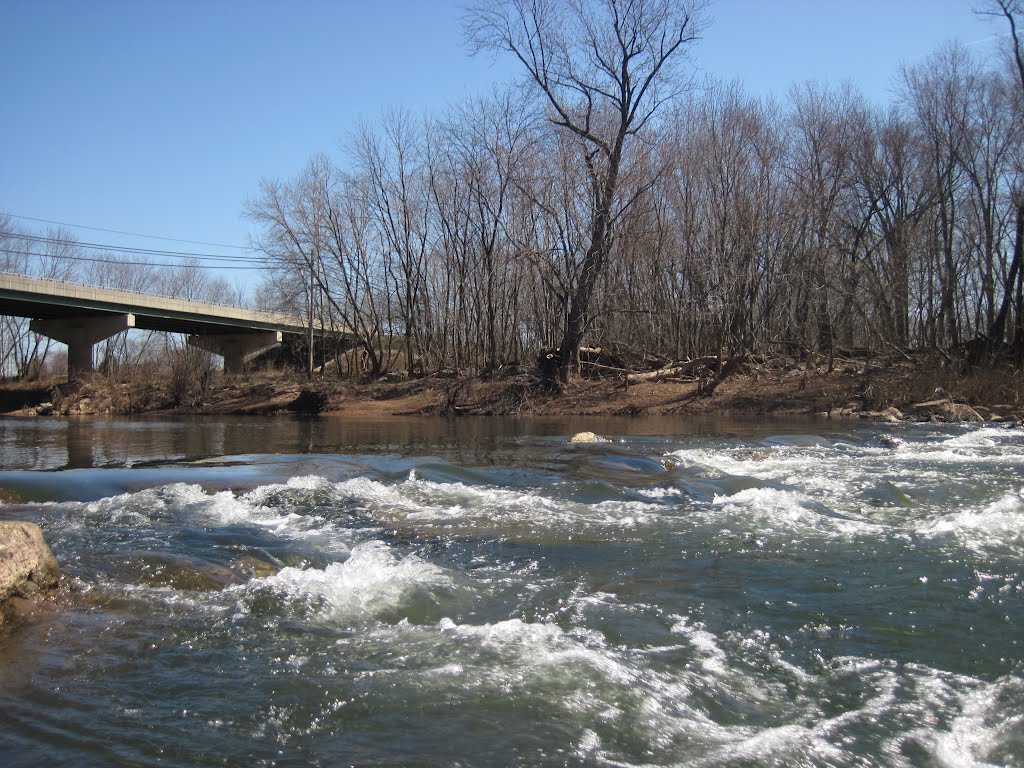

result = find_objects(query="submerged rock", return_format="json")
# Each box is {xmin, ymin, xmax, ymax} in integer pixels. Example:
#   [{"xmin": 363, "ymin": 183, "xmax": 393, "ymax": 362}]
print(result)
[
  {"xmin": 0, "ymin": 522, "xmax": 60, "ymax": 624},
  {"xmin": 0, "ymin": 487, "xmax": 23, "ymax": 504},
  {"xmin": 120, "ymin": 552, "xmax": 281, "ymax": 591},
  {"xmin": 229, "ymin": 555, "xmax": 281, "ymax": 581},
  {"xmin": 876, "ymin": 434, "xmax": 906, "ymax": 449}
]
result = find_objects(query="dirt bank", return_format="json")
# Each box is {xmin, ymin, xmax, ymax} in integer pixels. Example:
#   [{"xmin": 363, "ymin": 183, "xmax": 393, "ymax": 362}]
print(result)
[
  {"xmin": 405, "ymin": 357, "xmax": 1023, "ymax": 423},
  {"xmin": 3, "ymin": 356, "xmax": 1022, "ymax": 423}
]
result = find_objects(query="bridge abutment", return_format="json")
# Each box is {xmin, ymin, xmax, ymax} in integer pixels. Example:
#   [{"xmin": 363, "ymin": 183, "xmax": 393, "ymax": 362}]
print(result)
[
  {"xmin": 188, "ymin": 331, "xmax": 282, "ymax": 374},
  {"xmin": 30, "ymin": 313, "xmax": 136, "ymax": 379}
]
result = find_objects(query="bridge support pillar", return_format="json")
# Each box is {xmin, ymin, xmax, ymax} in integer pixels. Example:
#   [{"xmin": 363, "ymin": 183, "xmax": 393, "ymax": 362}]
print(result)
[
  {"xmin": 30, "ymin": 313, "xmax": 136, "ymax": 379},
  {"xmin": 188, "ymin": 331, "xmax": 282, "ymax": 374}
]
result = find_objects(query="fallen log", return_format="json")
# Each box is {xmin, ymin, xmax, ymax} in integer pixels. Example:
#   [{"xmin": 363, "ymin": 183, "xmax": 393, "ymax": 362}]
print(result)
[
  {"xmin": 579, "ymin": 346, "xmax": 627, "ymax": 370},
  {"xmin": 580, "ymin": 360, "xmax": 632, "ymax": 376},
  {"xmin": 624, "ymin": 357, "xmax": 720, "ymax": 385}
]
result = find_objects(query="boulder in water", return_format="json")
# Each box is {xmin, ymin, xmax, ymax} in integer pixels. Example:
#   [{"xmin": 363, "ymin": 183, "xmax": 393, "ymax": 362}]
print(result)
[
  {"xmin": 0, "ymin": 522, "xmax": 60, "ymax": 623},
  {"xmin": 230, "ymin": 555, "xmax": 281, "ymax": 581},
  {"xmin": 569, "ymin": 431, "xmax": 611, "ymax": 444},
  {"xmin": 122, "ymin": 552, "xmax": 281, "ymax": 591}
]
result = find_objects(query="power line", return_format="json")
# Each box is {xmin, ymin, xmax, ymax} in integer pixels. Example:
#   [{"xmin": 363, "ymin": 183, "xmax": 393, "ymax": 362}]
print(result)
[
  {"xmin": 0, "ymin": 247, "xmax": 267, "ymax": 271},
  {"xmin": 1, "ymin": 212, "xmax": 254, "ymax": 251},
  {"xmin": 4, "ymin": 231, "xmax": 272, "ymax": 264}
]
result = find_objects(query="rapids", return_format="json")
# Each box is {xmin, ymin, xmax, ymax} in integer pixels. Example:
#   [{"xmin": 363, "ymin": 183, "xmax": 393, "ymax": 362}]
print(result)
[{"xmin": 0, "ymin": 416, "xmax": 1022, "ymax": 766}]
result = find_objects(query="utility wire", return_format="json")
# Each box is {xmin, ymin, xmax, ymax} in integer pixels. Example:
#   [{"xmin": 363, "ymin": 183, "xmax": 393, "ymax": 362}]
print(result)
[
  {"xmin": 1, "ymin": 212, "xmax": 254, "ymax": 251},
  {"xmin": 0, "ymin": 248, "xmax": 267, "ymax": 271},
  {"xmin": 3, "ymin": 231, "xmax": 272, "ymax": 264}
]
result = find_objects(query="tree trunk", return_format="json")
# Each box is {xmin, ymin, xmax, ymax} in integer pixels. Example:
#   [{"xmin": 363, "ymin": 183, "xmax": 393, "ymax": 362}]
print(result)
[
  {"xmin": 554, "ymin": 156, "xmax": 621, "ymax": 384},
  {"xmin": 986, "ymin": 201, "xmax": 1024, "ymax": 360}
]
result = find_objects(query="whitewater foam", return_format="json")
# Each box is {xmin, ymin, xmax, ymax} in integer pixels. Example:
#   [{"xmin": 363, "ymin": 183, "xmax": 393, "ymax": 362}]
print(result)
[
  {"xmin": 921, "ymin": 488, "xmax": 1024, "ymax": 557},
  {"xmin": 244, "ymin": 541, "xmax": 463, "ymax": 625}
]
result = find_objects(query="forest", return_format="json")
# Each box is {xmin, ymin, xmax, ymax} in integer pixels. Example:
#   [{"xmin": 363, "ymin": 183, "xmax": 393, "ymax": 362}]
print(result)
[{"xmin": 3, "ymin": 0, "xmax": 1023, "ymax": 390}]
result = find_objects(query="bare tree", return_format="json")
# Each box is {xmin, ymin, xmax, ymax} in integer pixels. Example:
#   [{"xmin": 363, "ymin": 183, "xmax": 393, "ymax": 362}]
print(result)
[
  {"xmin": 845, "ymin": 106, "xmax": 932, "ymax": 350},
  {"xmin": 430, "ymin": 90, "xmax": 537, "ymax": 372},
  {"xmin": 466, "ymin": 0, "xmax": 707, "ymax": 383},
  {"xmin": 975, "ymin": 0, "xmax": 1024, "ymax": 358},
  {"xmin": 901, "ymin": 44, "xmax": 981, "ymax": 349},
  {"xmin": 351, "ymin": 110, "xmax": 435, "ymax": 377},
  {"xmin": 0, "ymin": 218, "xmax": 81, "ymax": 377},
  {"xmin": 246, "ymin": 155, "xmax": 337, "ymax": 376}
]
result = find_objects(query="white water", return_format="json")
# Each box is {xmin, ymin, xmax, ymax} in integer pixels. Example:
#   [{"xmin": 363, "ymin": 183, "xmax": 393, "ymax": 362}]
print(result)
[{"xmin": 2, "ymin": 420, "xmax": 1022, "ymax": 766}]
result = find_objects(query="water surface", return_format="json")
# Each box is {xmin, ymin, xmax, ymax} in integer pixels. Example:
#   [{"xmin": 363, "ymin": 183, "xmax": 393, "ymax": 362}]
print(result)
[{"xmin": 1, "ymin": 415, "xmax": 1022, "ymax": 766}]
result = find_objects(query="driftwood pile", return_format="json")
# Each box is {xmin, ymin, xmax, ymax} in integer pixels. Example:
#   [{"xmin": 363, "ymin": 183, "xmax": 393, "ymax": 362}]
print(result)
[{"xmin": 577, "ymin": 346, "xmax": 730, "ymax": 386}]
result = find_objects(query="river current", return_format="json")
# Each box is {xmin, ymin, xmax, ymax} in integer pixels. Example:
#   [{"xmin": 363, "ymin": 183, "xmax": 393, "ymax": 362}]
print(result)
[{"xmin": 0, "ymin": 415, "xmax": 1022, "ymax": 767}]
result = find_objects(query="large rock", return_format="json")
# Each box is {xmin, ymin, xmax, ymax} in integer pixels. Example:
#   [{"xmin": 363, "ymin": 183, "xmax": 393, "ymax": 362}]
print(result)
[
  {"xmin": 0, "ymin": 522, "xmax": 60, "ymax": 623},
  {"xmin": 880, "ymin": 406, "xmax": 904, "ymax": 422},
  {"xmin": 940, "ymin": 402, "xmax": 984, "ymax": 422},
  {"xmin": 910, "ymin": 398, "xmax": 985, "ymax": 423}
]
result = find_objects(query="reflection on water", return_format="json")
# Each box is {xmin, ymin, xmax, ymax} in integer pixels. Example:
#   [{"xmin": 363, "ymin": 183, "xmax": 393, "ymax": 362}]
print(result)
[
  {"xmin": 0, "ymin": 414, "xmax": 839, "ymax": 504},
  {"xmin": 0, "ymin": 413, "xmax": 832, "ymax": 473}
]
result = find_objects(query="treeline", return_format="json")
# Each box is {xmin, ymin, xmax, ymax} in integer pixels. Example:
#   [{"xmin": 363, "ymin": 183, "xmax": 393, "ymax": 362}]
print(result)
[
  {"xmin": 249, "ymin": 11, "xmax": 1023, "ymax": 383},
  {"xmin": 0, "ymin": 215, "xmax": 244, "ymax": 378},
  {"xmin": 5, "ymin": 2, "xmax": 1022, "ymax": 387}
]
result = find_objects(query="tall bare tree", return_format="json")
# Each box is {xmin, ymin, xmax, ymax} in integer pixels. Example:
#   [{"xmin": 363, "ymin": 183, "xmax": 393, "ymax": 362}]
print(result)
[
  {"xmin": 466, "ymin": 0, "xmax": 707, "ymax": 383},
  {"xmin": 351, "ymin": 110, "xmax": 435, "ymax": 376}
]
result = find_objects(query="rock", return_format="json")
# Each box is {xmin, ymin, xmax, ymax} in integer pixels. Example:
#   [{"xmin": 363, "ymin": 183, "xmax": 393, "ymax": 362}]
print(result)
[
  {"xmin": 288, "ymin": 388, "xmax": 329, "ymax": 414},
  {"xmin": 230, "ymin": 555, "xmax": 280, "ymax": 580},
  {"xmin": 0, "ymin": 522, "xmax": 60, "ymax": 623},
  {"xmin": 0, "ymin": 487, "xmax": 23, "ymax": 504},
  {"xmin": 121, "ymin": 552, "xmax": 281, "ymax": 591},
  {"xmin": 940, "ymin": 402, "xmax": 983, "ymax": 422},
  {"xmin": 569, "ymin": 431, "xmax": 611, "ymax": 444},
  {"xmin": 876, "ymin": 434, "xmax": 905, "ymax": 449},
  {"xmin": 910, "ymin": 398, "xmax": 984, "ymax": 422},
  {"xmin": 881, "ymin": 407, "xmax": 903, "ymax": 422}
]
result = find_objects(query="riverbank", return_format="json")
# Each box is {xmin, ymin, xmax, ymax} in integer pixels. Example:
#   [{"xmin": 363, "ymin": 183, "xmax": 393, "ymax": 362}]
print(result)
[{"xmin": 2, "ymin": 354, "xmax": 1022, "ymax": 423}]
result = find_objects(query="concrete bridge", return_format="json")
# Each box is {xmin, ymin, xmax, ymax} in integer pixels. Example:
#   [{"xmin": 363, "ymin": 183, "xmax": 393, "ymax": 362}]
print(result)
[{"xmin": 0, "ymin": 273, "xmax": 334, "ymax": 376}]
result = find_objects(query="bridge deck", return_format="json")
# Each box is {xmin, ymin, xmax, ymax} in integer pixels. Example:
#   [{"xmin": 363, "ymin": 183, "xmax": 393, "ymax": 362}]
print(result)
[{"xmin": 0, "ymin": 273, "xmax": 322, "ymax": 336}]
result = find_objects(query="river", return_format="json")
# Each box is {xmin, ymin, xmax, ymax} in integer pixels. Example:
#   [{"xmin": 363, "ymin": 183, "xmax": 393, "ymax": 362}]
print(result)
[{"xmin": 0, "ymin": 415, "xmax": 1022, "ymax": 767}]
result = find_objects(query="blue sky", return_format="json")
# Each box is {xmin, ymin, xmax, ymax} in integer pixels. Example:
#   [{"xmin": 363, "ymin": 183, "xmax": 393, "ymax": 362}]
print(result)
[{"xmin": 0, "ymin": 0, "xmax": 1006, "ymax": 291}]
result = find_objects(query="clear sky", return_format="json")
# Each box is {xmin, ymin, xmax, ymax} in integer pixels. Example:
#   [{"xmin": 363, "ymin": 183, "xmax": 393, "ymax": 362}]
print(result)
[{"xmin": 0, "ymin": 0, "xmax": 1007, "ymax": 291}]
